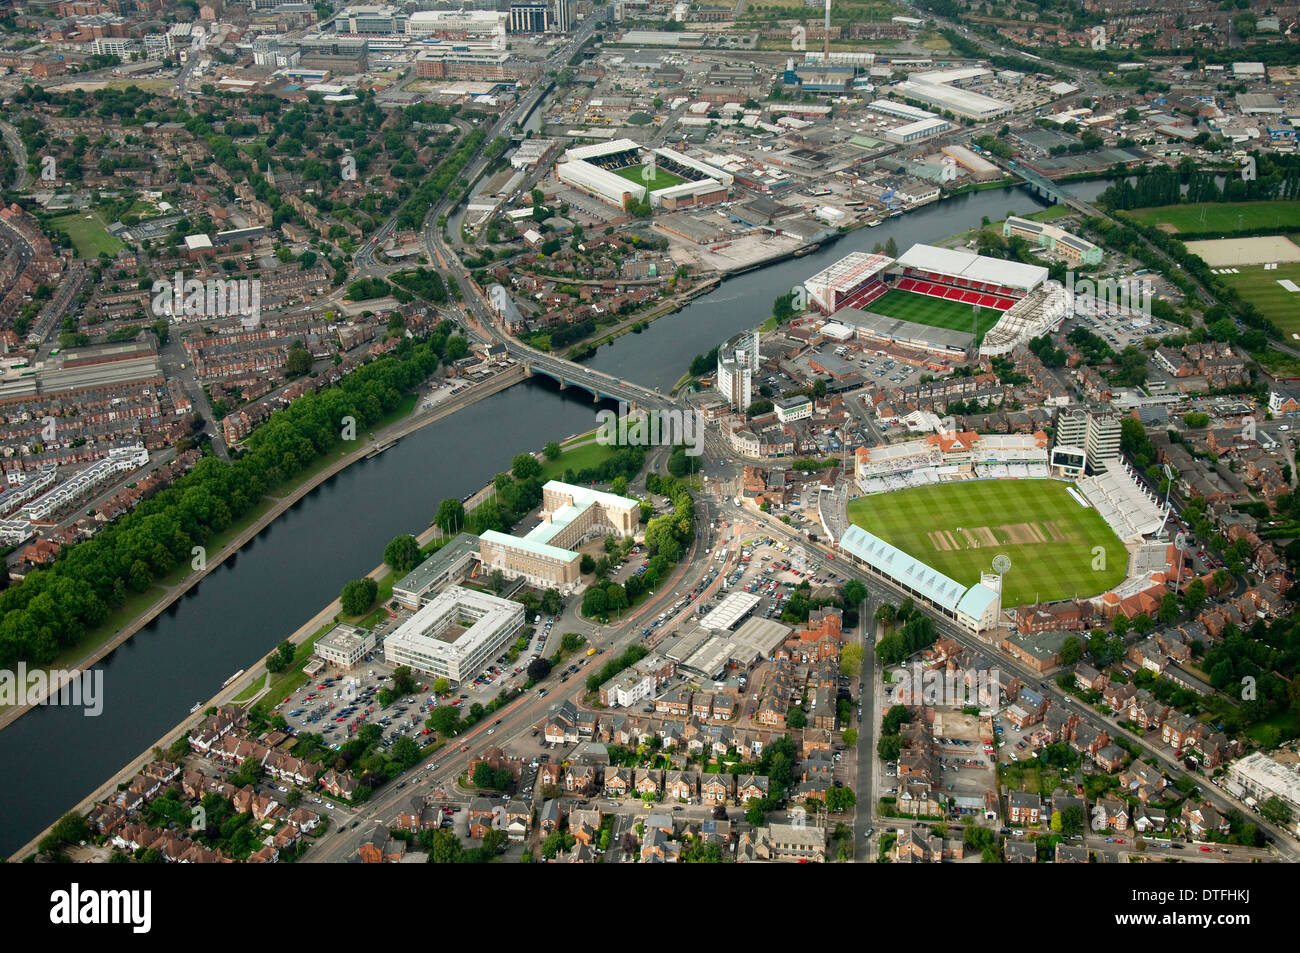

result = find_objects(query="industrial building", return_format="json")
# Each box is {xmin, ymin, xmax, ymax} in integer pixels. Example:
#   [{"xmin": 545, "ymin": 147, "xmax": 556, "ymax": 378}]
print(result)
[
  {"xmin": 894, "ymin": 78, "xmax": 1013, "ymax": 121},
  {"xmin": 383, "ymin": 585, "xmax": 525, "ymax": 684}
]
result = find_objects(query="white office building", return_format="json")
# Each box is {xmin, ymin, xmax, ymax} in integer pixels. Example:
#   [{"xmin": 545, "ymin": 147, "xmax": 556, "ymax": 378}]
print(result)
[
  {"xmin": 716, "ymin": 329, "xmax": 759, "ymax": 411},
  {"xmin": 384, "ymin": 585, "xmax": 524, "ymax": 684},
  {"xmin": 313, "ymin": 623, "xmax": 376, "ymax": 669}
]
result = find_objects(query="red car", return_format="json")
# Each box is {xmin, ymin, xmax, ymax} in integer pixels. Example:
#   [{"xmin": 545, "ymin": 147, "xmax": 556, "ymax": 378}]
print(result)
[{"xmin": 1199, "ymin": 846, "xmax": 1213, "ymax": 852}]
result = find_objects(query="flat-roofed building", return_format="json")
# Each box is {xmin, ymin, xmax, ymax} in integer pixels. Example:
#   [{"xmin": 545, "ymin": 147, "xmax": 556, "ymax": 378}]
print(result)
[
  {"xmin": 775, "ymin": 395, "xmax": 812, "ymax": 423},
  {"xmin": 478, "ymin": 480, "xmax": 641, "ymax": 593},
  {"xmin": 1004, "ymin": 216, "xmax": 1102, "ymax": 266},
  {"xmin": 1225, "ymin": 752, "xmax": 1300, "ymax": 834},
  {"xmin": 314, "ymin": 623, "xmax": 376, "ymax": 669},
  {"xmin": 392, "ymin": 533, "xmax": 480, "ymax": 610},
  {"xmin": 383, "ymin": 585, "xmax": 524, "ymax": 683}
]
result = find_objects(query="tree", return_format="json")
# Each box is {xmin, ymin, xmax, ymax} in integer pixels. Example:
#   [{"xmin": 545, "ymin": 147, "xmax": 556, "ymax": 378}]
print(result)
[
  {"xmin": 825, "ymin": 785, "xmax": 856, "ymax": 813},
  {"xmin": 787, "ymin": 706, "xmax": 808, "ymax": 729},
  {"xmin": 512, "ymin": 452, "xmax": 541, "ymax": 480},
  {"xmin": 877, "ymin": 735, "xmax": 902, "ymax": 761},
  {"xmin": 472, "ymin": 762, "xmax": 494, "ymax": 788},
  {"xmin": 840, "ymin": 643, "xmax": 864, "ymax": 677},
  {"xmin": 383, "ymin": 534, "xmax": 421, "ymax": 573},
  {"xmin": 842, "ymin": 728, "xmax": 858, "ymax": 746},
  {"xmin": 875, "ymin": 603, "xmax": 896, "ymax": 626},
  {"xmin": 527, "ymin": 657, "xmax": 552, "ymax": 680},
  {"xmin": 1059, "ymin": 635, "xmax": 1083, "ymax": 666},
  {"xmin": 489, "ymin": 569, "xmax": 506, "ymax": 593},
  {"xmin": 392, "ymin": 736, "xmax": 421, "ymax": 767},
  {"xmin": 340, "ymin": 576, "xmax": 379, "ymax": 615},
  {"xmin": 429, "ymin": 705, "xmax": 460, "ymax": 736},
  {"xmin": 285, "ymin": 343, "xmax": 312, "ymax": 376},
  {"xmin": 435, "ymin": 498, "xmax": 465, "ymax": 534},
  {"xmin": 544, "ymin": 440, "xmax": 562, "ymax": 461}
]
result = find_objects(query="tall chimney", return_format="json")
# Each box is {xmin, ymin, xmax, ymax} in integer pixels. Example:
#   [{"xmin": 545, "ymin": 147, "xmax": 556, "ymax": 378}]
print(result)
[{"xmin": 823, "ymin": 0, "xmax": 830, "ymax": 58}]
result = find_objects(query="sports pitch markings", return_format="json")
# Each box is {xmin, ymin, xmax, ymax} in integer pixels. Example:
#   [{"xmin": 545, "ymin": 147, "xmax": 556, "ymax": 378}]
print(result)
[
  {"xmin": 1123, "ymin": 201, "xmax": 1300, "ymax": 236},
  {"xmin": 867, "ymin": 289, "xmax": 1003, "ymax": 344},
  {"xmin": 846, "ymin": 478, "xmax": 1128, "ymax": 607},
  {"xmin": 613, "ymin": 164, "xmax": 687, "ymax": 190},
  {"xmin": 1213, "ymin": 261, "xmax": 1300, "ymax": 337}
]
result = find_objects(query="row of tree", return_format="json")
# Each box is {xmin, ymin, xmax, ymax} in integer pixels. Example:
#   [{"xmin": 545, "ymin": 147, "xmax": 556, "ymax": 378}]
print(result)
[{"xmin": 0, "ymin": 325, "xmax": 464, "ymax": 667}]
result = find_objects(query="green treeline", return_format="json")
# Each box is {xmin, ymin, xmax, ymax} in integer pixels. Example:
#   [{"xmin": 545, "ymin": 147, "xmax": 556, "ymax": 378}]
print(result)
[{"xmin": 0, "ymin": 324, "xmax": 465, "ymax": 668}]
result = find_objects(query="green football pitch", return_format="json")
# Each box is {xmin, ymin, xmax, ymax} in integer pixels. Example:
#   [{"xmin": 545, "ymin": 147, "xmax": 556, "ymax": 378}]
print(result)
[
  {"xmin": 613, "ymin": 163, "xmax": 687, "ymax": 191},
  {"xmin": 847, "ymin": 479, "xmax": 1128, "ymax": 607},
  {"xmin": 866, "ymin": 289, "xmax": 1004, "ymax": 344}
]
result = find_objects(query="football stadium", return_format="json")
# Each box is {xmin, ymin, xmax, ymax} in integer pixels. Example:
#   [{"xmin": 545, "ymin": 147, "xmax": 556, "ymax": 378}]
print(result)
[
  {"xmin": 802, "ymin": 244, "xmax": 1070, "ymax": 361},
  {"xmin": 556, "ymin": 139, "xmax": 733, "ymax": 211}
]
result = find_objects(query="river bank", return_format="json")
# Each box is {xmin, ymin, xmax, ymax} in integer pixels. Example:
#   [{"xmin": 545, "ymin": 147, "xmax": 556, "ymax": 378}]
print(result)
[{"xmin": 0, "ymin": 362, "xmax": 527, "ymax": 736}]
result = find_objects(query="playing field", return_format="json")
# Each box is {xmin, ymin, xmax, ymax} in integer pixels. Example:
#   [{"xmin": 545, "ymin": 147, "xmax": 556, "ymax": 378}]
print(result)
[
  {"xmin": 1214, "ymin": 262, "xmax": 1300, "ymax": 338},
  {"xmin": 1123, "ymin": 201, "xmax": 1300, "ymax": 235},
  {"xmin": 846, "ymin": 479, "xmax": 1128, "ymax": 606},
  {"xmin": 48, "ymin": 212, "xmax": 122, "ymax": 258},
  {"xmin": 867, "ymin": 289, "xmax": 1003, "ymax": 343},
  {"xmin": 613, "ymin": 163, "xmax": 687, "ymax": 191}
]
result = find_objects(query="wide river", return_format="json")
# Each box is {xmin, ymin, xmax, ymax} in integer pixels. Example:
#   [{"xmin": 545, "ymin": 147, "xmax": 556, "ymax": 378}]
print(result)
[{"xmin": 0, "ymin": 178, "xmax": 1111, "ymax": 855}]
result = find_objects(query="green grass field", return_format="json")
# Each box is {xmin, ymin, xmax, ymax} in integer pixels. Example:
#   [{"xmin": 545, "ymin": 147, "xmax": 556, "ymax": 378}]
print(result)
[
  {"xmin": 48, "ymin": 211, "xmax": 122, "ymax": 257},
  {"xmin": 1122, "ymin": 201, "xmax": 1300, "ymax": 235},
  {"xmin": 847, "ymin": 479, "xmax": 1127, "ymax": 606},
  {"xmin": 1215, "ymin": 263, "xmax": 1300, "ymax": 337},
  {"xmin": 867, "ymin": 289, "xmax": 1004, "ymax": 344},
  {"xmin": 613, "ymin": 163, "xmax": 687, "ymax": 191}
]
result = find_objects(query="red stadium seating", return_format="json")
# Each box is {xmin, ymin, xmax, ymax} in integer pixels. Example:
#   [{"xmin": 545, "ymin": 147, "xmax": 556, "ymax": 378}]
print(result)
[{"xmin": 885, "ymin": 278, "xmax": 1013, "ymax": 312}]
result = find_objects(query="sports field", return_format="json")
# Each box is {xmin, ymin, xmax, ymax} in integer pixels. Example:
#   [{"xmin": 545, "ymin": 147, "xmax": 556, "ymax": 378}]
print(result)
[
  {"xmin": 867, "ymin": 289, "xmax": 1003, "ymax": 343},
  {"xmin": 614, "ymin": 163, "xmax": 687, "ymax": 191},
  {"xmin": 1123, "ymin": 201, "xmax": 1300, "ymax": 235},
  {"xmin": 48, "ymin": 212, "xmax": 122, "ymax": 258},
  {"xmin": 846, "ymin": 479, "xmax": 1128, "ymax": 606},
  {"xmin": 1214, "ymin": 262, "xmax": 1300, "ymax": 337}
]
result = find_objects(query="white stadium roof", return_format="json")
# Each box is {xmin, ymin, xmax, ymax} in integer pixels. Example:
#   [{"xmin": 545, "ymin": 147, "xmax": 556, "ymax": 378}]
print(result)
[
  {"xmin": 564, "ymin": 137, "xmax": 643, "ymax": 161},
  {"xmin": 896, "ymin": 243, "xmax": 1048, "ymax": 292}
]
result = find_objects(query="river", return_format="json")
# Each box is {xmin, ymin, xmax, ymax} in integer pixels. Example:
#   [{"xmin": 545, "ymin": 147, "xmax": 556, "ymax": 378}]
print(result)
[{"xmin": 0, "ymin": 178, "xmax": 1111, "ymax": 855}]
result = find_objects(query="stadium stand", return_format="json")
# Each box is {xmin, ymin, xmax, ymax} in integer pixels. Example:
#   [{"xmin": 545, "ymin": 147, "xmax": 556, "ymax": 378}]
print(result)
[{"xmin": 1077, "ymin": 461, "xmax": 1166, "ymax": 541}]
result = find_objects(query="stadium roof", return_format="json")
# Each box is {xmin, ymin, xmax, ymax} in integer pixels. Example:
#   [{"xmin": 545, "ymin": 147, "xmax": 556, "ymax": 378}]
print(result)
[
  {"xmin": 840, "ymin": 524, "xmax": 970, "ymax": 612},
  {"xmin": 564, "ymin": 137, "xmax": 642, "ymax": 161},
  {"xmin": 804, "ymin": 252, "xmax": 894, "ymax": 311},
  {"xmin": 838, "ymin": 523, "xmax": 1004, "ymax": 625},
  {"xmin": 828, "ymin": 307, "xmax": 975, "ymax": 352},
  {"xmin": 896, "ymin": 243, "xmax": 1048, "ymax": 292}
]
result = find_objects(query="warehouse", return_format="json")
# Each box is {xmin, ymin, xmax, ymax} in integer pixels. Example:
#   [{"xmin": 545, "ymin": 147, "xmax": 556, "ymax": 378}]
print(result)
[
  {"xmin": 894, "ymin": 80, "xmax": 1013, "ymax": 120},
  {"xmin": 884, "ymin": 116, "xmax": 951, "ymax": 144}
]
